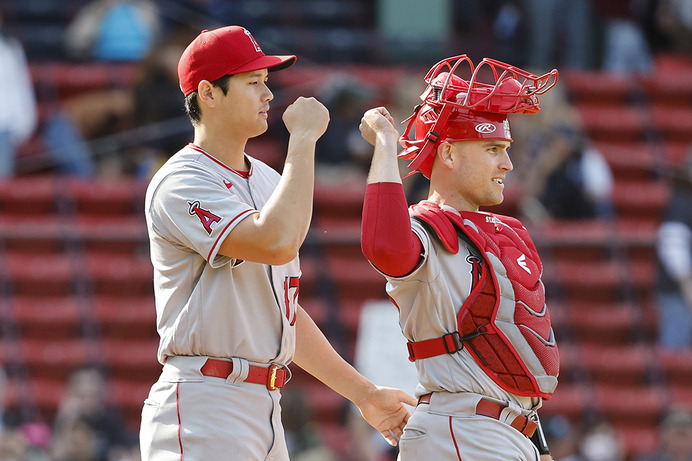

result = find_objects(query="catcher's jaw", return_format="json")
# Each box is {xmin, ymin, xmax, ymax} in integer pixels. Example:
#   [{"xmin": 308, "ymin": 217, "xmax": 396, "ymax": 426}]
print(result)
[{"xmin": 399, "ymin": 55, "xmax": 558, "ymax": 178}]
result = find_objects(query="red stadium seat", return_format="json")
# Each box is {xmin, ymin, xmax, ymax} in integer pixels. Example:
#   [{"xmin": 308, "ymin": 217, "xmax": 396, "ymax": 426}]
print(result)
[
  {"xmin": 4, "ymin": 251, "xmax": 77, "ymax": 297},
  {"xmin": 83, "ymin": 253, "xmax": 153, "ymax": 297},
  {"xmin": 91, "ymin": 295, "xmax": 156, "ymax": 340},
  {"xmin": 580, "ymin": 344, "xmax": 655, "ymax": 386},
  {"xmin": 12, "ymin": 295, "xmax": 83, "ymax": 339},
  {"xmin": 593, "ymin": 383, "xmax": 666, "ymax": 427},
  {"xmin": 567, "ymin": 302, "xmax": 638, "ymax": 345},
  {"xmin": 64, "ymin": 176, "xmax": 146, "ymax": 217}
]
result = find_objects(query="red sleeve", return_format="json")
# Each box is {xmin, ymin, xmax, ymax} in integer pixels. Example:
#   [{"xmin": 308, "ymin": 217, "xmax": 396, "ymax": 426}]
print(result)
[{"xmin": 361, "ymin": 182, "xmax": 423, "ymax": 277}]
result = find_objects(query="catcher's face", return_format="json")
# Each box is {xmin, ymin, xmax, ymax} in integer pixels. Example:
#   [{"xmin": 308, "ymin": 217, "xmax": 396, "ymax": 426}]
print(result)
[{"xmin": 445, "ymin": 139, "xmax": 513, "ymax": 211}]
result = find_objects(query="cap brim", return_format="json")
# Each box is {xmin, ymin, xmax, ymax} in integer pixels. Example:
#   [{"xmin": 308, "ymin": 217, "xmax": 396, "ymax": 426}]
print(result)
[{"xmin": 232, "ymin": 55, "xmax": 296, "ymax": 75}]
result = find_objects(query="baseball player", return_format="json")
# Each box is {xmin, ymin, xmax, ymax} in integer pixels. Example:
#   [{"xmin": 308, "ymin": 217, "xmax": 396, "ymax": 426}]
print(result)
[
  {"xmin": 358, "ymin": 55, "xmax": 560, "ymax": 460},
  {"xmin": 139, "ymin": 25, "xmax": 416, "ymax": 460}
]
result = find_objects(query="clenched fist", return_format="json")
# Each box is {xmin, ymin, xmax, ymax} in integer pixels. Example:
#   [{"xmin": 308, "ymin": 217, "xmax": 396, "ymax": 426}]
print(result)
[{"xmin": 283, "ymin": 96, "xmax": 330, "ymax": 140}]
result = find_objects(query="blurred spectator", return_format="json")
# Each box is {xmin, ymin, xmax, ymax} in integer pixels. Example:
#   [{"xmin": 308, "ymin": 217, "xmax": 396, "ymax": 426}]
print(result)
[
  {"xmin": 40, "ymin": 88, "xmax": 131, "ymax": 177},
  {"xmin": 578, "ymin": 421, "xmax": 626, "ymax": 461},
  {"xmin": 51, "ymin": 366, "xmax": 132, "ymax": 461},
  {"xmin": 655, "ymin": 147, "xmax": 692, "ymax": 350},
  {"xmin": 315, "ymin": 77, "xmax": 374, "ymax": 180},
  {"xmin": 638, "ymin": 406, "xmax": 692, "ymax": 461},
  {"xmin": 542, "ymin": 415, "xmax": 584, "ymax": 461},
  {"xmin": 0, "ymin": 8, "xmax": 38, "ymax": 177},
  {"xmin": 41, "ymin": 26, "xmax": 193, "ymax": 178},
  {"xmin": 508, "ymin": 81, "xmax": 614, "ymax": 223},
  {"xmin": 654, "ymin": 0, "xmax": 692, "ymax": 53},
  {"xmin": 518, "ymin": 124, "xmax": 614, "ymax": 222},
  {"xmin": 595, "ymin": 0, "xmax": 654, "ymax": 74},
  {"xmin": 129, "ymin": 28, "xmax": 194, "ymax": 178},
  {"xmin": 348, "ymin": 300, "xmax": 418, "ymax": 461},
  {"xmin": 0, "ymin": 367, "xmax": 51, "ymax": 461},
  {"xmin": 281, "ymin": 387, "xmax": 338, "ymax": 461},
  {"xmin": 64, "ymin": 0, "xmax": 161, "ymax": 62},
  {"xmin": 523, "ymin": 0, "xmax": 595, "ymax": 70}
]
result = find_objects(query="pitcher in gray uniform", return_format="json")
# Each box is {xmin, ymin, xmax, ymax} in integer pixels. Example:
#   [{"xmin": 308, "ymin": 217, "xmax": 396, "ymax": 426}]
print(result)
[
  {"xmin": 139, "ymin": 25, "xmax": 416, "ymax": 461},
  {"xmin": 359, "ymin": 55, "xmax": 560, "ymax": 460}
]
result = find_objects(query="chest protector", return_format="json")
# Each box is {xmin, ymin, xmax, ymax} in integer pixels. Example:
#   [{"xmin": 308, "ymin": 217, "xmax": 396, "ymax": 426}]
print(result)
[{"xmin": 408, "ymin": 201, "xmax": 559, "ymax": 399}]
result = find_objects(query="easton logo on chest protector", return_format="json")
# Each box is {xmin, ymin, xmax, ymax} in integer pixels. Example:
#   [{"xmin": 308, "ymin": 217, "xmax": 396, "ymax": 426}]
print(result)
[
  {"xmin": 407, "ymin": 201, "xmax": 559, "ymax": 399},
  {"xmin": 188, "ymin": 201, "xmax": 222, "ymax": 234}
]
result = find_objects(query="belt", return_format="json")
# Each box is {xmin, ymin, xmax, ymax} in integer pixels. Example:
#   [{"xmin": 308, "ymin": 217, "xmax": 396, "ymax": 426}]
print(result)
[
  {"xmin": 417, "ymin": 393, "xmax": 537, "ymax": 437},
  {"xmin": 200, "ymin": 358, "xmax": 287, "ymax": 391}
]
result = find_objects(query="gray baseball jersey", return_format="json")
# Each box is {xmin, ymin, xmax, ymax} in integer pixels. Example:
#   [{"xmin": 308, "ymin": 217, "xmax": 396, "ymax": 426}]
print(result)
[
  {"xmin": 140, "ymin": 143, "xmax": 298, "ymax": 460},
  {"xmin": 380, "ymin": 213, "xmax": 541, "ymax": 460}
]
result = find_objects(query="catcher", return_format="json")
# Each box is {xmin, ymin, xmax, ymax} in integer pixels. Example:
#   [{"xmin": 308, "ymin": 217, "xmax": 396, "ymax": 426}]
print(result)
[{"xmin": 359, "ymin": 55, "xmax": 560, "ymax": 460}]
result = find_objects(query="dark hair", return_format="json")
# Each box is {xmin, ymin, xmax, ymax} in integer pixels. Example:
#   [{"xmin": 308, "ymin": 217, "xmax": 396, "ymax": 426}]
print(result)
[{"xmin": 184, "ymin": 75, "xmax": 233, "ymax": 125}]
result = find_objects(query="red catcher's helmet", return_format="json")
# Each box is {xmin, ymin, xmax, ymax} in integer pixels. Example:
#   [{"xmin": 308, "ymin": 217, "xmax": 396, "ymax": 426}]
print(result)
[{"xmin": 399, "ymin": 55, "xmax": 558, "ymax": 178}]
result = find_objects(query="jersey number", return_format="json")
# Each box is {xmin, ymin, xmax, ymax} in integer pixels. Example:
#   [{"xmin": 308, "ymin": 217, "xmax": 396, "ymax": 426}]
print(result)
[{"xmin": 284, "ymin": 276, "xmax": 300, "ymax": 326}]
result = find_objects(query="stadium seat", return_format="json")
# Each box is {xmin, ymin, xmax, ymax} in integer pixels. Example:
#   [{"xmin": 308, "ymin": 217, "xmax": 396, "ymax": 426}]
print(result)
[
  {"xmin": 4, "ymin": 251, "xmax": 77, "ymax": 297},
  {"xmin": 549, "ymin": 259, "xmax": 623, "ymax": 303},
  {"xmin": 74, "ymin": 215, "xmax": 148, "ymax": 255},
  {"xmin": 611, "ymin": 179, "xmax": 669, "ymax": 225},
  {"xmin": 83, "ymin": 253, "xmax": 153, "ymax": 297},
  {"xmin": 616, "ymin": 425, "xmax": 660, "ymax": 460},
  {"xmin": 592, "ymin": 140, "xmax": 661, "ymax": 181},
  {"xmin": 99, "ymin": 338, "xmax": 160, "ymax": 383},
  {"xmin": 593, "ymin": 383, "xmax": 666, "ymax": 427},
  {"xmin": 0, "ymin": 215, "xmax": 66, "ymax": 254},
  {"xmin": 655, "ymin": 348, "xmax": 692, "ymax": 387},
  {"xmin": 567, "ymin": 302, "xmax": 638, "ymax": 345},
  {"xmin": 0, "ymin": 176, "xmax": 61, "ymax": 216},
  {"xmin": 11, "ymin": 295, "xmax": 83, "ymax": 340},
  {"xmin": 19, "ymin": 338, "xmax": 98, "ymax": 382},
  {"xmin": 108, "ymin": 378, "xmax": 153, "ymax": 430},
  {"xmin": 649, "ymin": 105, "xmax": 692, "ymax": 144},
  {"xmin": 65, "ymin": 176, "xmax": 146, "ymax": 217},
  {"xmin": 540, "ymin": 382, "xmax": 594, "ymax": 422},
  {"xmin": 563, "ymin": 70, "xmax": 634, "ymax": 106},
  {"xmin": 576, "ymin": 105, "xmax": 646, "ymax": 142},
  {"xmin": 581, "ymin": 344, "xmax": 655, "ymax": 386},
  {"xmin": 90, "ymin": 295, "xmax": 156, "ymax": 340}
]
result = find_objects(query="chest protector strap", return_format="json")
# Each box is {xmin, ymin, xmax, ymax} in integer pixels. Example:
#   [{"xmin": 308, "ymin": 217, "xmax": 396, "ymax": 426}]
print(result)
[{"xmin": 408, "ymin": 201, "xmax": 559, "ymax": 399}]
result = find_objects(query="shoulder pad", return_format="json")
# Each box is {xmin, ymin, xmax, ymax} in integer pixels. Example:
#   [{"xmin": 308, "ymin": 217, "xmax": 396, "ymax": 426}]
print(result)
[{"xmin": 410, "ymin": 202, "xmax": 460, "ymax": 254}]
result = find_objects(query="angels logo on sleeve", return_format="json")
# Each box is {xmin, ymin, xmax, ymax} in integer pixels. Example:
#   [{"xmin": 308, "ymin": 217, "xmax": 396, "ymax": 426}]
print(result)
[{"xmin": 188, "ymin": 200, "xmax": 222, "ymax": 234}]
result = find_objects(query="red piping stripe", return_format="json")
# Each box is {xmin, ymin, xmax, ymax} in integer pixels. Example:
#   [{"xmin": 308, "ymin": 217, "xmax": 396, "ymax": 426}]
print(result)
[
  {"xmin": 187, "ymin": 143, "xmax": 253, "ymax": 177},
  {"xmin": 449, "ymin": 416, "xmax": 462, "ymax": 461},
  {"xmin": 207, "ymin": 209, "xmax": 256, "ymax": 261},
  {"xmin": 176, "ymin": 383, "xmax": 183, "ymax": 460}
]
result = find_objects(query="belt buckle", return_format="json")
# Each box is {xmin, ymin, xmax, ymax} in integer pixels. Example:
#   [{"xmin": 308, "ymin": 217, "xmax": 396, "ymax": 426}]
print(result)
[{"xmin": 267, "ymin": 364, "xmax": 280, "ymax": 391}]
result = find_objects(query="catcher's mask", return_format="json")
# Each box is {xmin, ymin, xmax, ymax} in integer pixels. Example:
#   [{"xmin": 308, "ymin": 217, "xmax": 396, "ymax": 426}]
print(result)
[{"xmin": 399, "ymin": 55, "xmax": 558, "ymax": 178}]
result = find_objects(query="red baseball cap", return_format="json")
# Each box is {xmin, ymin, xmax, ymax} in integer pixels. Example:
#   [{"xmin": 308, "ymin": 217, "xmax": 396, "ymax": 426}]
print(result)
[{"xmin": 178, "ymin": 26, "xmax": 296, "ymax": 96}]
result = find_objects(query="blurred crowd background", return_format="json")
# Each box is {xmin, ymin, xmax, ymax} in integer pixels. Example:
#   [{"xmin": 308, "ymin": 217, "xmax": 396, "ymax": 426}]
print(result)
[{"xmin": 1, "ymin": 0, "xmax": 692, "ymax": 460}]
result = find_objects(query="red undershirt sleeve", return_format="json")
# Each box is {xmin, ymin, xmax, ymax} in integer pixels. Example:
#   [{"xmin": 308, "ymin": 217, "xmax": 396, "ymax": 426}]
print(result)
[{"xmin": 361, "ymin": 182, "xmax": 423, "ymax": 277}]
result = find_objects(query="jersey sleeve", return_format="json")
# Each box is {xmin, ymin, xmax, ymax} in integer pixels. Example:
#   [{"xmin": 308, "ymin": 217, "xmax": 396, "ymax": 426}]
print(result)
[
  {"xmin": 148, "ymin": 168, "xmax": 257, "ymax": 268},
  {"xmin": 361, "ymin": 182, "xmax": 424, "ymax": 276}
]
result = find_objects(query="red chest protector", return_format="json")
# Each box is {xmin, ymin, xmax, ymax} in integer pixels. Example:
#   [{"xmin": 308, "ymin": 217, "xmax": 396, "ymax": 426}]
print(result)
[{"xmin": 408, "ymin": 201, "xmax": 559, "ymax": 399}]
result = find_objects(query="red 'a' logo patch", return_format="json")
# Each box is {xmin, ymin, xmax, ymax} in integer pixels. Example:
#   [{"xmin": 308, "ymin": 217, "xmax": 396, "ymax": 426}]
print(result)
[{"xmin": 188, "ymin": 201, "xmax": 222, "ymax": 234}]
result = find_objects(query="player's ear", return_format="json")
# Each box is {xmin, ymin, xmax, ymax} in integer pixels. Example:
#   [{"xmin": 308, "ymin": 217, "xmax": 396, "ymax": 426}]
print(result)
[
  {"xmin": 197, "ymin": 80, "xmax": 216, "ymax": 108},
  {"xmin": 436, "ymin": 142, "xmax": 455, "ymax": 170}
]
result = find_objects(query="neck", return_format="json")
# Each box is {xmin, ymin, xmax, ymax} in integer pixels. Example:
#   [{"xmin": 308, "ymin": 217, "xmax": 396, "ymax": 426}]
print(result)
[
  {"xmin": 193, "ymin": 127, "xmax": 248, "ymax": 171},
  {"xmin": 427, "ymin": 188, "xmax": 478, "ymax": 213}
]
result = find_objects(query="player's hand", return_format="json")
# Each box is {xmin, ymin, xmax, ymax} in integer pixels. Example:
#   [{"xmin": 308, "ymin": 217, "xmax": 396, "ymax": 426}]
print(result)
[
  {"xmin": 359, "ymin": 107, "xmax": 399, "ymax": 146},
  {"xmin": 283, "ymin": 96, "xmax": 330, "ymax": 140},
  {"xmin": 354, "ymin": 386, "xmax": 417, "ymax": 446},
  {"xmin": 539, "ymin": 455, "xmax": 554, "ymax": 461}
]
